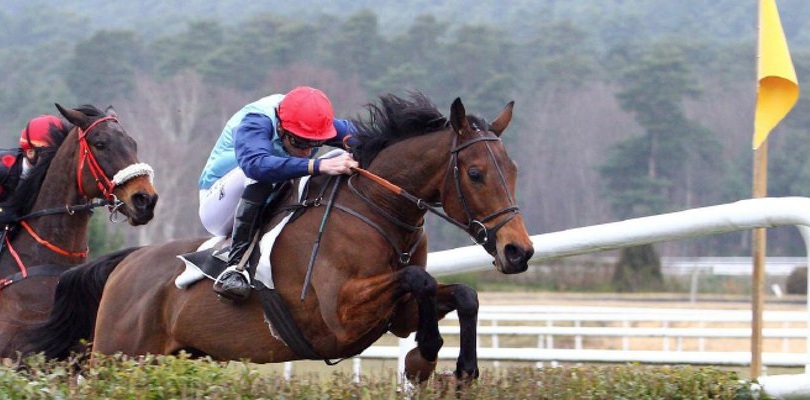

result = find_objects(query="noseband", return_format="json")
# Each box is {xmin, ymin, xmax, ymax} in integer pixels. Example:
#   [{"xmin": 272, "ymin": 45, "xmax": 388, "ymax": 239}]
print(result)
[{"xmin": 76, "ymin": 116, "xmax": 154, "ymax": 204}]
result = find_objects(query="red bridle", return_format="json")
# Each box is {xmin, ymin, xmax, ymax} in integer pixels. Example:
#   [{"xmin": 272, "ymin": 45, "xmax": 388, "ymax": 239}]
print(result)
[
  {"xmin": 76, "ymin": 116, "xmax": 118, "ymax": 201},
  {"xmin": 1, "ymin": 115, "xmax": 156, "ymax": 291},
  {"xmin": 4, "ymin": 116, "xmax": 119, "ymax": 276}
]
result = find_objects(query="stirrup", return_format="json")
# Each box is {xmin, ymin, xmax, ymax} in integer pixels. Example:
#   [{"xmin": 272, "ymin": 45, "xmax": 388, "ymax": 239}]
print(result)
[{"xmin": 214, "ymin": 265, "xmax": 251, "ymax": 285}]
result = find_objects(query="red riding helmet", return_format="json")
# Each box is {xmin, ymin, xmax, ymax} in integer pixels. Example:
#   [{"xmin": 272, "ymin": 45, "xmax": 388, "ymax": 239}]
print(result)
[
  {"xmin": 20, "ymin": 115, "xmax": 63, "ymax": 151},
  {"xmin": 278, "ymin": 86, "xmax": 337, "ymax": 140}
]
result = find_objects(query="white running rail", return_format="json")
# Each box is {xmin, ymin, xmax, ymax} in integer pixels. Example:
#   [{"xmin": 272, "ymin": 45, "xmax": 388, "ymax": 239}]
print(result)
[{"xmin": 356, "ymin": 306, "xmax": 807, "ymax": 368}]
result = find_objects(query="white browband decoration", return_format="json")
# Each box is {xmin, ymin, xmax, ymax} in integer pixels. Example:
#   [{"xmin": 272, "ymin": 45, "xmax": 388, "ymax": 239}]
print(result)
[{"xmin": 112, "ymin": 163, "xmax": 155, "ymax": 185}]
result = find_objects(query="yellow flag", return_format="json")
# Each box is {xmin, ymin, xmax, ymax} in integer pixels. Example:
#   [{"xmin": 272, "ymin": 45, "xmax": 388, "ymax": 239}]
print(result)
[{"xmin": 753, "ymin": 0, "xmax": 799, "ymax": 150}]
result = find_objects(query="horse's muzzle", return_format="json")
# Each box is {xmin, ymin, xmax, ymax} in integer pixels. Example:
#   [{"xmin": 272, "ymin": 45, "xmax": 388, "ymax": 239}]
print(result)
[
  {"xmin": 126, "ymin": 192, "xmax": 158, "ymax": 225},
  {"xmin": 498, "ymin": 243, "xmax": 533, "ymax": 274}
]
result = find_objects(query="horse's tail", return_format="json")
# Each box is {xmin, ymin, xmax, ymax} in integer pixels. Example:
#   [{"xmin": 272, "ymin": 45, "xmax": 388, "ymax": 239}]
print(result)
[{"xmin": 25, "ymin": 246, "xmax": 142, "ymax": 360}]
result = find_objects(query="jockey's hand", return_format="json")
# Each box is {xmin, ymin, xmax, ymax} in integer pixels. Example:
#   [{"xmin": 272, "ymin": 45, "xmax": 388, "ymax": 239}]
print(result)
[{"xmin": 319, "ymin": 152, "xmax": 358, "ymax": 175}]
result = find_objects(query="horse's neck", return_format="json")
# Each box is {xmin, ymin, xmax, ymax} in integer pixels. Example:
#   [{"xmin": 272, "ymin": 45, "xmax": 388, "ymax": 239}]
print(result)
[
  {"xmin": 355, "ymin": 131, "xmax": 452, "ymax": 223},
  {"xmin": 2, "ymin": 150, "xmax": 90, "ymax": 272}
]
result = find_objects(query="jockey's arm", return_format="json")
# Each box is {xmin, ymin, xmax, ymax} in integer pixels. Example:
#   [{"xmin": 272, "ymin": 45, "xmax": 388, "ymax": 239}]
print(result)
[{"xmin": 234, "ymin": 114, "xmax": 314, "ymax": 184}]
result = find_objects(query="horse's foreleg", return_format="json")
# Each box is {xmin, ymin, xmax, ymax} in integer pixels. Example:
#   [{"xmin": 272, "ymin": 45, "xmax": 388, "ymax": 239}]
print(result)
[
  {"xmin": 401, "ymin": 266, "xmax": 442, "ymax": 361},
  {"xmin": 437, "ymin": 283, "xmax": 479, "ymax": 383},
  {"xmin": 398, "ymin": 265, "xmax": 443, "ymax": 383}
]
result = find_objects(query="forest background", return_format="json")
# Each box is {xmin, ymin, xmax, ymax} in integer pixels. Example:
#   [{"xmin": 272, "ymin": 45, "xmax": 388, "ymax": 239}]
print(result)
[{"xmin": 2, "ymin": 0, "xmax": 810, "ymax": 259}]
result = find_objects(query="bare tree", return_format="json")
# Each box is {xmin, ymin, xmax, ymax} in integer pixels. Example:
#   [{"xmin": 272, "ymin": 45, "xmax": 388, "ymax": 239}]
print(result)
[
  {"xmin": 515, "ymin": 83, "xmax": 636, "ymax": 236},
  {"xmin": 260, "ymin": 62, "xmax": 368, "ymax": 116},
  {"xmin": 113, "ymin": 72, "xmax": 248, "ymax": 245},
  {"xmin": 107, "ymin": 66, "xmax": 367, "ymax": 246}
]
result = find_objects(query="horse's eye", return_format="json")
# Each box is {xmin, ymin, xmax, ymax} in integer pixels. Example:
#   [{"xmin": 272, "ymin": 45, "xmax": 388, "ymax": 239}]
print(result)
[
  {"xmin": 93, "ymin": 141, "xmax": 106, "ymax": 150},
  {"xmin": 468, "ymin": 168, "xmax": 483, "ymax": 183}
]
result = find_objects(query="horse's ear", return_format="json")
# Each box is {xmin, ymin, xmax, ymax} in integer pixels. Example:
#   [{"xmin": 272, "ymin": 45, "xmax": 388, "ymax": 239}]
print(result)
[
  {"xmin": 490, "ymin": 101, "xmax": 514, "ymax": 137},
  {"xmin": 55, "ymin": 103, "xmax": 92, "ymax": 129},
  {"xmin": 449, "ymin": 97, "xmax": 469, "ymax": 134},
  {"xmin": 105, "ymin": 105, "xmax": 118, "ymax": 118}
]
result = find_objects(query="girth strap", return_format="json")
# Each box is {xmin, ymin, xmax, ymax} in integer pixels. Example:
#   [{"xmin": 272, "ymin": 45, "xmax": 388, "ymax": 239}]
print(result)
[{"xmin": 255, "ymin": 281, "xmax": 341, "ymax": 362}]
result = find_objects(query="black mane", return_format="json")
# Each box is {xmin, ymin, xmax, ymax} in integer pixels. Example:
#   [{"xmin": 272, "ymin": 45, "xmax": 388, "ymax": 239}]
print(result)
[
  {"xmin": 352, "ymin": 92, "xmax": 448, "ymax": 168},
  {"xmin": 9, "ymin": 116, "xmax": 74, "ymax": 218}
]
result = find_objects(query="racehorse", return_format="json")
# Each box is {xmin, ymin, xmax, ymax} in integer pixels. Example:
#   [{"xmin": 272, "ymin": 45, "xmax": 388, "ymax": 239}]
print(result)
[
  {"xmin": 28, "ymin": 93, "xmax": 533, "ymax": 384},
  {"xmin": 0, "ymin": 103, "xmax": 158, "ymax": 358}
]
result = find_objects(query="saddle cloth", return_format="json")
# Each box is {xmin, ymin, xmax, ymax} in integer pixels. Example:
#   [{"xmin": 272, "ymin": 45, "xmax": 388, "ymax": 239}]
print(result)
[{"xmin": 175, "ymin": 176, "xmax": 310, "ymax": 290}]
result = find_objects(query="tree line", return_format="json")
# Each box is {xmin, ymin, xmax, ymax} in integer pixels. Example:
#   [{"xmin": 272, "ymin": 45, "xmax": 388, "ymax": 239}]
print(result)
[{"xmin": 3, "ymin": 5, "xmax": 810, "ymax": 258}]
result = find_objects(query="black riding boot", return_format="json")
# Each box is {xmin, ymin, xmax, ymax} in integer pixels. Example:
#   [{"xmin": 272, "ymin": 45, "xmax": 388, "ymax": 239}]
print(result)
[{"xmin": 213, "ymin": 184, "xmax": 272, "ymax": 301}]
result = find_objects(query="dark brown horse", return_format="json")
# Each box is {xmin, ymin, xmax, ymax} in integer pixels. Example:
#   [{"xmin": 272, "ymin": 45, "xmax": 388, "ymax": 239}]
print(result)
[
  {"xmin": 0, "ymin": 104, "xmax": 158, "ymax": 358},
  {"xmin": 29, "ymin": 93, "xmax": 532, "ymax": 383}
]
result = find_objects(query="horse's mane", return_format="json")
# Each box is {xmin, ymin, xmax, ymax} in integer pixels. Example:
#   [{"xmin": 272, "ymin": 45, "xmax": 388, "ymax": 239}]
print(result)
[
  {"xmin": 8, "ymin": 113, "xmax": 78, "ymax": 217},
  {"xmin": 352, "ymin": 92, "xmax": 449, "ymax": 168}
]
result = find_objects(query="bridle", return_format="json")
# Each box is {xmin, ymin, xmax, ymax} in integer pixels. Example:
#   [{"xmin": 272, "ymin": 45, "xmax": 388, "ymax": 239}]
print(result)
[
  {"xmin": 74, "ymin": 115, "xmax": 154, "ymax": 213},
  {"xmin": 445, "ymin": 129, "xmax": 520, "ymax": 254},
  {"xmin": 1, "ymin": 116, "xmax": 155, "ymax": 286},
  {"xmin": 351, "ymin": 127, "xmax": 520, "ymax": 256},
  {"xmin": 77, "ymin": 116, "xmax": 119, "ymax": 202}
]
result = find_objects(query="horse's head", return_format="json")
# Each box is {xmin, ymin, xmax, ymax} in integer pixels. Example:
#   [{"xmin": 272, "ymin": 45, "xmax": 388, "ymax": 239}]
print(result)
[
  {"xmin": 440, "ymin": 98, "xmax": 534, "ymax": 274},
  {"xmin": 55, "ymin": 103, "xmax": 158, "ymax": 226}
]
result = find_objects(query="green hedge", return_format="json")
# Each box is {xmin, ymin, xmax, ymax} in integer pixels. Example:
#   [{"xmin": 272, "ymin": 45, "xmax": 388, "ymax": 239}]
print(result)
[{"xmin": 1, "ymin": 354, "xmax": 764, "ymax": 399}]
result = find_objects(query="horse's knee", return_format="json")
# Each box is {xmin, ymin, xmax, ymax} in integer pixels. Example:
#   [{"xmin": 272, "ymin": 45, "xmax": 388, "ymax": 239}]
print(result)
[
  {"xmin": 453, "ymin": 284, "xmax": 479, "ymax": 318},
  {"xmin": 401, "ymin": 266, "xmax": 437, "ymax": 297}
]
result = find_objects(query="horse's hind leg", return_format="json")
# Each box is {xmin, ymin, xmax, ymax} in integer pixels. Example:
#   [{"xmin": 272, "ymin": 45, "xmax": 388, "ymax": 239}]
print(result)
[{"xmin": 436, "ymin": 283, "xmax": 479, "ymax": 384}]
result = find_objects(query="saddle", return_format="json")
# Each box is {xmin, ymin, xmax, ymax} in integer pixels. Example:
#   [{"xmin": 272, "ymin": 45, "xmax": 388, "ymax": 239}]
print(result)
[
  {"xmin": 176, "ymin": 176, "xmax": 327, "ymax": 360},
  {"xmin": 177, "ymin": 179, "xmax": 308, "ymax": 288}
]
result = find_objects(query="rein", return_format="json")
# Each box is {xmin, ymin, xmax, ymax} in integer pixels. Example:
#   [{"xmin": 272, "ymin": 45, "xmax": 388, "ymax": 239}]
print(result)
[{"xmin": 16, "ymin": 198, "xmax": 117, "ymax": 221}]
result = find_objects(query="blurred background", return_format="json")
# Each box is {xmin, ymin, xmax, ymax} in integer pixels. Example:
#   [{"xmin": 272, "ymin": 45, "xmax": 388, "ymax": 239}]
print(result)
[{"xmin": 2, "ymin": 1, "xmax": 809, "ymax": 277}]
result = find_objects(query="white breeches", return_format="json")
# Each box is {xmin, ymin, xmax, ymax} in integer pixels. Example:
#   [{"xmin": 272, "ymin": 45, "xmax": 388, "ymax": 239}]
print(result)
[{"xmin": 198, "ymin": 168, "xmax": 256, "ymax": 237}]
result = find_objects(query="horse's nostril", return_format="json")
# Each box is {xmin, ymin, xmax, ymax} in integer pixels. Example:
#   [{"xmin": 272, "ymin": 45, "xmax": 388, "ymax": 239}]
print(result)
[
  {"xmin": 505, "ymin": 244, "xmax": 532, "ymax": 265},
  {"xmin": 133, "ymin": 193, "xmax": 157, "ymax": 210}
]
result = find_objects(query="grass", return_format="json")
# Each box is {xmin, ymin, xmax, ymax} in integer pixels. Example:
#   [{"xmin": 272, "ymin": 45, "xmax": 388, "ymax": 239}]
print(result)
[{"xmin": 3, "ymin": 354, "xmax": 760, "ymax": 399}]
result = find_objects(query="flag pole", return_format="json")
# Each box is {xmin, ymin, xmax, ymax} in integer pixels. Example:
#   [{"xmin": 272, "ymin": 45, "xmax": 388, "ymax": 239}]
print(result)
[
  {"xmin": 751, "ymin": 0, "xmax": 800, "ymax": 380},
  {"xmin": 751, "ymin": 140, "xmax": 767, "ymax": 379}
]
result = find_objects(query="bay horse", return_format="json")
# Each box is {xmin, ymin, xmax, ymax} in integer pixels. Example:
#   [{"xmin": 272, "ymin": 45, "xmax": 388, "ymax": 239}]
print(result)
[
  {"xmin": 29, "ymin": 93, "xmax": 533, "ymax": 384},
  {"xmin": 0, "ymin": 103, "xmax": 158, "ymax": 358}
]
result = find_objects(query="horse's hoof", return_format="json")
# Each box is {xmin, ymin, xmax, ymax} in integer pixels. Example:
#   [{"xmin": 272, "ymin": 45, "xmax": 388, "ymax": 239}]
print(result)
[{"xmin": 404, "ymin": 347, "xmax": 437, "ymax": 383}]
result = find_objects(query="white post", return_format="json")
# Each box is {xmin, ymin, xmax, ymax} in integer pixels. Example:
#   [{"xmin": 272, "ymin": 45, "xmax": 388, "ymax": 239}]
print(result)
[
  {"xmin": 284, "ymin": 361, "xmax": 292, "ymax": 380},
  {"xmin": 353, "ymin": 358, "xmax": 361, "ymax": 383},
  {"xmin": 689, "ymin": 268, "xmax": 700, "ymax": 303},
  {"xmin": 397, "ymin": 333, "xmax": 416, "ymax": 382},
  {"xmin": 796, "ymin": 225, "xmax": 810, "ymax": 373},
  {"xmin": 492, "ymin": 320, "xmax": 500, "ymax": 368}
]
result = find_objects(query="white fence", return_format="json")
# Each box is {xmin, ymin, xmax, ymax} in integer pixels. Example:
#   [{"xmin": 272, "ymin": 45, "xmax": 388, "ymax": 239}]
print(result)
[
  {"xmin": 355, "ymin": 305, "xmax": 807, "ymax": 373},
  {"xmin": 662, "ymin": 257, "xmax": 805, "ymax": 276},
  {"xmin": 423, "ymin": 197, "xmax": 810, "ymax": 371}
]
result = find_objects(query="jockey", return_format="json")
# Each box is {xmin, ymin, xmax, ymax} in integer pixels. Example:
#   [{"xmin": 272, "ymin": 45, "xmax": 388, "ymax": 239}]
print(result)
[
  {"xmin": 198, "ymin": 86, "xmax": 359, "ymax": 301},
  {"xmin": 0, "ymin": 115, "xmax": 64, "ymax": 223}
]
